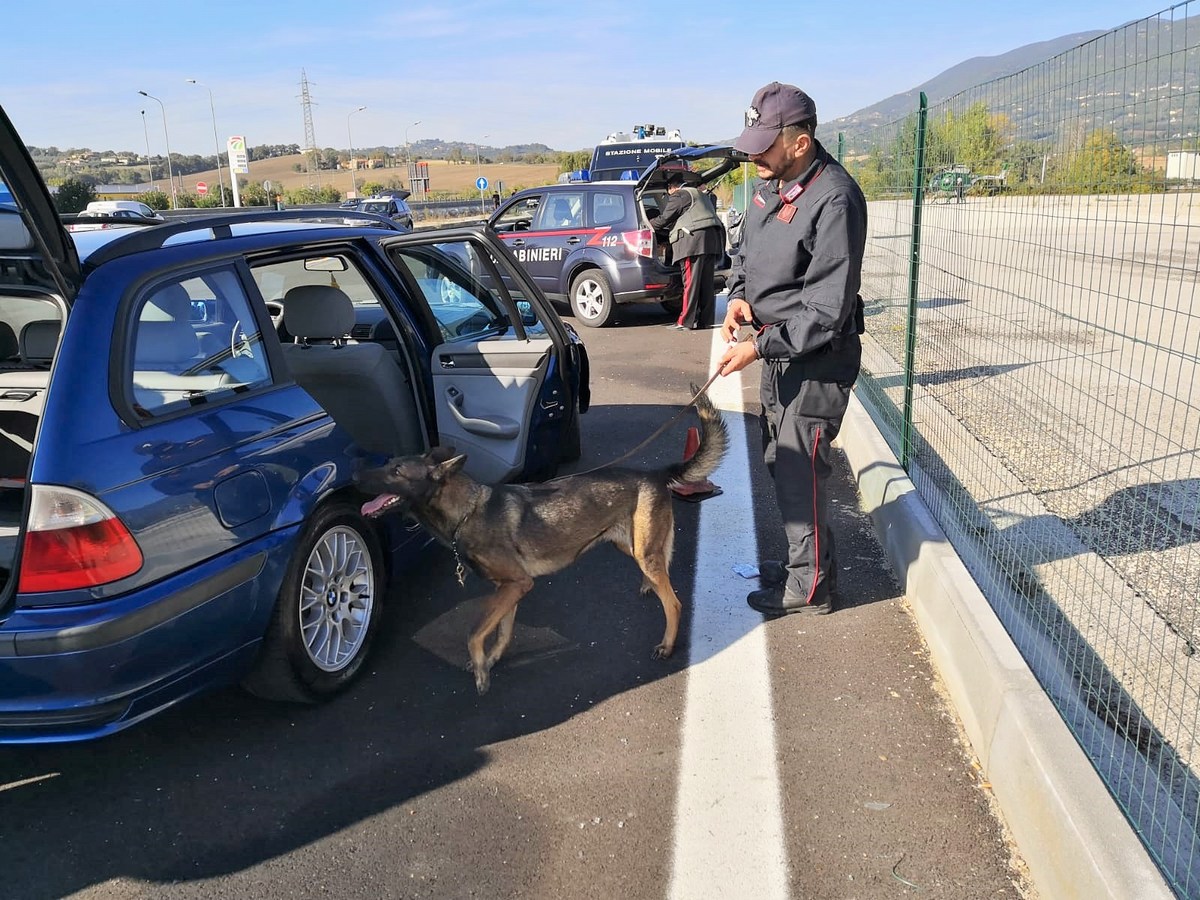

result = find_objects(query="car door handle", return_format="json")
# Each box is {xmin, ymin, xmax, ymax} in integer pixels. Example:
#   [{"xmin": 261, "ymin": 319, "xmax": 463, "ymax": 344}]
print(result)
[
  {"xmin": 511, "ymin": 239, "xmax": 526, "ymax": 247},
  {"xmin": 445, "ymin": 387, "xmax": 520, "ymax": 438},
  {"xmin": 566, "ymin": 237, "xmax": 582, "ymax": 244}
]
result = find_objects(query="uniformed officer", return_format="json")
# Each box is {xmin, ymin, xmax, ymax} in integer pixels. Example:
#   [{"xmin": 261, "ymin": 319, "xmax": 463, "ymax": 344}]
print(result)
[
  {"xmin": 653, "ymin": 172, "xmax": 725, "ymax": 330},
  {"xmin": 718, "ymin": 81, "xmax": 867, "ymax": 616}
]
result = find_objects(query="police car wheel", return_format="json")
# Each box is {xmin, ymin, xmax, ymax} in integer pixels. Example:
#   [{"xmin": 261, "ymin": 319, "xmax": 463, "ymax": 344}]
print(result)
[{"xmin": 569, "ymin": 270, "xmax": 615, "ymax": 328}]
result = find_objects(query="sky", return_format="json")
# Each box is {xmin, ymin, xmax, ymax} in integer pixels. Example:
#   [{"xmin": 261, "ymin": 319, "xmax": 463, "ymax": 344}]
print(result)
[{"xmin": 0, "ymin": 0, "xmax": 1163, "ymax": 157}]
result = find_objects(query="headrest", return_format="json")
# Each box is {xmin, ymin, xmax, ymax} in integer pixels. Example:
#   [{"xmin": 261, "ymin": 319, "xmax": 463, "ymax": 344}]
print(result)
[
  {"xmin": 136, "ymin": 286, "xmax": 199, "ymax": 365},
  {"xmin": 0, "ymin": 209, "xmax": 33, "ymax": 252},
  {"xmin": 19, "ymin": 319, "xmax": 60, "ymax": 362},
  {"xmin": 283, "ymin": 285, "xmax": 356, "ymax": 340},
  {"xmin": 143, "ymin": 283, "xmax": 194, "ymax": 322}
]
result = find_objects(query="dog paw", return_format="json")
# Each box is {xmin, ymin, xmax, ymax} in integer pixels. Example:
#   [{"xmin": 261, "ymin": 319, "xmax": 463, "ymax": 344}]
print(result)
[
  {"xmin": 652, "ymin": 643, "xmax": 674, "ymax": 660},
  {"xmin": 475, "ymin": 670, "xmax": 491, "ymax": 695}
]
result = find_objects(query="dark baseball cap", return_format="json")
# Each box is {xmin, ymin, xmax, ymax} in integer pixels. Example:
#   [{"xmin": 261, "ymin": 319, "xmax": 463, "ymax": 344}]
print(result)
[{"xmin": 734, "ymin": 82, "xmax": 817, "ymax": 156}]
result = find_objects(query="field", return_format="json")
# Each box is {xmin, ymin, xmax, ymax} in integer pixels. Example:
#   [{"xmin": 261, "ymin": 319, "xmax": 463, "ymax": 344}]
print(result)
[{"xmin": 177, "ymin": 154, "xmax": 561, "ymax": 199}]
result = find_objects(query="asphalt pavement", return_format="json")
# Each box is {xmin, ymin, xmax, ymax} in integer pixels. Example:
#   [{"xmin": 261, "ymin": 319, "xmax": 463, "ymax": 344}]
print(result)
[{"xmin": 0, "ymin": 298, "xmax": 1042, "ymax": 899}]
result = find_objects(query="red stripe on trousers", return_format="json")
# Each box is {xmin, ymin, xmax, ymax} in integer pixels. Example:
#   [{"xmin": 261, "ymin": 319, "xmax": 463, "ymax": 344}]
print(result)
[
  {"xmin": 678, "ymin": 257, "xmax": 695, "ymax": 325},
  {"xmin": 805, "ymin": 426, "xmax": 823, "ymax": 604}
]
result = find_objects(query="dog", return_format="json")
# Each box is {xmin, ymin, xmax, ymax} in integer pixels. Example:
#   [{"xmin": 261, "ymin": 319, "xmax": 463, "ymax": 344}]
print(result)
[{"xmin": 356, "ymin": 387, "xmax": 728, "ymax": 694}]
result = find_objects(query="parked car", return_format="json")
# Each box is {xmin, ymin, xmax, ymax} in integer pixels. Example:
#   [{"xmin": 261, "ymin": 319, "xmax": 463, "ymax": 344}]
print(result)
[
  {"xmin": 0, "ymin": 103, "xmax": 589, "ymax": 743},
  {"xmin": 356, "ymin": 195, "xmax": 414, "ymax": 230},
  {"xmin": 62, "ymin": 200, "xmax": 166, "ymax": 232},
  {"xmin": 82, "ymin": 199, "xmax": 163, "ymax": 220},
  {"xmin": 487, "ymin": 146, "xmax": 741, "ymax": 327}
]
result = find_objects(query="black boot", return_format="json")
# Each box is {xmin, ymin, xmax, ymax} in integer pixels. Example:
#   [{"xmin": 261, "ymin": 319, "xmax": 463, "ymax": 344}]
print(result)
[
  {"xmin": 759, "ymin": 560, "xmax": 838, "ymax": 594},
  {"xmin": 758, "ymin": 560, "xmax": 787, "ymax": 587},
  {"xmin": 746, "ymin": 586, "xmax": 833, "ymax": 617}
]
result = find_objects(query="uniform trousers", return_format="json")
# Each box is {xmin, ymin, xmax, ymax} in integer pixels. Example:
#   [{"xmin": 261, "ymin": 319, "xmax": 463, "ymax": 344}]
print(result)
[
  {"xmin": 677, "ymin": 253, "xmax": 717, "ymax": 329},
  {"xmin": 759, "ymin": 349, "xmax": 857, "ymax": 602}
]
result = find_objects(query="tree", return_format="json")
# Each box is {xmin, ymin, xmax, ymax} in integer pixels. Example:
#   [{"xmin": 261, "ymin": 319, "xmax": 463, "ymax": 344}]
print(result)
[
  {"xmin": 53, "ymin": 178, "xmax": 96, "ymax": 213},
  {"xmin": 926, "ymin": 102, "xmax": 1010, "ymax": 176},
  {"xmin": 1056, "ymin": 130, "xmax": 1145, "ymax": 193},
  {"xmin": 557, "ymin": 150, "xmax": 591, "ymax": 174},
  {"xmin": 238, "ymin": 182, "xmax": 270, "ymax": 206},
  {"xmin": 138, "ymin": 190, "xmax": 171, "ymax": 210}
]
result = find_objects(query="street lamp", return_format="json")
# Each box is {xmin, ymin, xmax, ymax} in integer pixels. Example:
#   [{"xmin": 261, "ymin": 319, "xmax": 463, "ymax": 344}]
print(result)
[
  {"xmin": 139, "ymin": 109, "xmax": 156, "ymax": 190},
  {"xmin": 476, "ymin": 134, "xmax": 490, "ymax": 214},
  {"xmin": 404, "ymin": 120, "xmax": 421, "ymax": 164},
  {"xmin": 186, "ymin": 79, "xmax": 226, "ymax": 206},
  {"xmin": 347, "ymin": 105, "xmax": 366, "ymax": 197},
  {"xmin": 138, "ymin": 91, "xmax": 177, "ymax": 208}
]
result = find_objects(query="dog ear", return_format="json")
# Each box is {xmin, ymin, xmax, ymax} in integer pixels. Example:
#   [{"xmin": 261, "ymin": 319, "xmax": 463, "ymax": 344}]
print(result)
[
  {"xmin": 427, "ymin": 445, "xmax": 458, "ymax": 464},
  {"xmin": 432, "ymin": 454, "xmax": 468, "ymax": 481}
]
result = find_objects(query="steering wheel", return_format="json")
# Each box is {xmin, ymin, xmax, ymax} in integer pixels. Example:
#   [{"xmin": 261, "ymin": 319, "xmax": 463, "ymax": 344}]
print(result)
[
  {"xmin": 230, "ymin": 320, "xmax": 253, "ymax": 358},
  {"xmin": 438, "ymin": 276, "xmax": 465, "ymax": 305}
]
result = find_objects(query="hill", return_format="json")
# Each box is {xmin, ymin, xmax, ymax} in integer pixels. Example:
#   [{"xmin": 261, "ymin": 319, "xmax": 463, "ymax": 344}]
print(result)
[{"xmin": 826, "ymin": 14, "xmax": 1200, "ymax": 148}]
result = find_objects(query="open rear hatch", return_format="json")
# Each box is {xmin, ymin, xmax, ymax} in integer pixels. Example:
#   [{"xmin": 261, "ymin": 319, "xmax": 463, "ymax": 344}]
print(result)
[
  {"xmin": 0, "ymin": 103, "xmax": 79, "ymax": 605},
  {"xmin": 634, "ymin": 144, "xmax": 747, "ymax": 199}
]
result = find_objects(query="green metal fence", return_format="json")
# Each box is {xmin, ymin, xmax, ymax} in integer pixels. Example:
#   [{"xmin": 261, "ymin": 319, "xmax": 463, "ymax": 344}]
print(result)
[{"xmin": 839, "ymin": 5, "xmax": 1200, "ymax": 894}]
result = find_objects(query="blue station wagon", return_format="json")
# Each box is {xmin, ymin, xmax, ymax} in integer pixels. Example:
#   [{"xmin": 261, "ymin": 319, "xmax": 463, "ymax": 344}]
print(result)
[{"xmin": 0, "ymin": 105, "xmax": 589, "ymax": 743}]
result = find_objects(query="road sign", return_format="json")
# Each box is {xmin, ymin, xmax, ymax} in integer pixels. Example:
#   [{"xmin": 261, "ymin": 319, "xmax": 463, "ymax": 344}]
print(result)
[
  {"xmin": 476, "ymin": 176, "xmax": 488, "ymax": 191},
  {"xmin": 196, "ymin": 182, "xmax": 208, "ymax": 196},
  {"xmin": 227, "ymin": 136, "xmax": 249, "ymax": 175}
]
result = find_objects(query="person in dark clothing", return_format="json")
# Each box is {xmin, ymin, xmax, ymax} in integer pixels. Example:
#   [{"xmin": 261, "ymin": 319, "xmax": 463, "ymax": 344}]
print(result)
[
  {"xmin": 653, "ymin": 172, "xmax": 725, "ymax": 330},
  {"xmin": 717, "ymin": 81, "xmax": 868, "ymax": 616}
]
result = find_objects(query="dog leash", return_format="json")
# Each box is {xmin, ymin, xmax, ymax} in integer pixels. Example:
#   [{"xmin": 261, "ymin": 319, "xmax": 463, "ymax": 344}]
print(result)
[{"xmin": 545, "ymin": 335, "xmax": 740, "ymax": 482}]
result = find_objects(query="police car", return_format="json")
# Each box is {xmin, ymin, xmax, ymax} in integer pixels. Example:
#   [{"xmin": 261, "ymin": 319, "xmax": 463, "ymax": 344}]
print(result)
[{"xmin": 488, "ymin": 146, "xmax": 742, "ymax": 327}]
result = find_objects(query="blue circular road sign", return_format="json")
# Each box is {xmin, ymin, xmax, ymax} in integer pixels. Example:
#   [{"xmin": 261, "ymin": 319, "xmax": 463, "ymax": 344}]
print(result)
[{"xmin": 476, "ymin": 176, "xmax": 489, "ymax": 191}]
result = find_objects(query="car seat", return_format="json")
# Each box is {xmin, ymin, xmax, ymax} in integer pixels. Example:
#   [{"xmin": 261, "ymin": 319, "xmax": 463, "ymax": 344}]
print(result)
[
  {"xmin": 280, "ymin": 284, "xmax": 423, "ymax": 456},
  {"xmin": 18, "ymin": 320, "xmax": 60, "ymax": 368}
]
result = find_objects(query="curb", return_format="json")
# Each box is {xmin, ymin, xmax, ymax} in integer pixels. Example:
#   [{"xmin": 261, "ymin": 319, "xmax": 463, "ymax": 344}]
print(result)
[{"xmin": 838, "ymin": 393, "xmax": 1172, "ymax": 900}]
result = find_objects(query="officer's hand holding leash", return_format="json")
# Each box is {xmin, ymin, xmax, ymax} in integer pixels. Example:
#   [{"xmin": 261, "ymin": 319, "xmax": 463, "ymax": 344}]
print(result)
[{"xmin": 718, "ymin": 296, "xmax": 760, "ymax": 376}]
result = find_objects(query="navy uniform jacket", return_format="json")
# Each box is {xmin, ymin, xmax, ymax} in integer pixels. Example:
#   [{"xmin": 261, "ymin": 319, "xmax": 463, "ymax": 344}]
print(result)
[
  {"xmin": 727, "ymin": 140, "xmax": 867, "ymax": 365},
  {"xmin": 653, "ymin": 187, "xmax": 725, "ymax": 260}
]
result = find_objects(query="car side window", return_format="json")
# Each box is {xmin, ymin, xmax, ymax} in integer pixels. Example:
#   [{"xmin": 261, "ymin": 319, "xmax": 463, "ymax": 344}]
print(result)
[
  {"xmin": 592, "ymin": 191, "xmax": 627, "ymax": 227},
  {"xmin": 537, "ymin": 193, "xmax": 584, "ymax": 230},
  {"xmin": 492, "ymin": 196, "xmax": 541, "ymax": 232},
  {"xmin": 250, "ymin": 252, "xmax": 386, "ymax": 344},
  {"xmin": 128, "ymin": 270, "xmax": 272, "ymax": 418},
  {"xmin": 390, "ymin": 241, "xmax": 513, "ymax": 342}
]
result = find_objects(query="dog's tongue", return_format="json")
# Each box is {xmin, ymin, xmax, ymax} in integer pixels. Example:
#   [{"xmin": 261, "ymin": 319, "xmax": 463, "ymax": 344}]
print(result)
[{"xmin": 361, "ymin": 494, "xmax": 397, "ymax": 517}]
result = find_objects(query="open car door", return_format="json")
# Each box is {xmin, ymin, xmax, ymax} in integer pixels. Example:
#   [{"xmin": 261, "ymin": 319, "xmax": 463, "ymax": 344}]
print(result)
[{"xmin": 379, "ymin": 227, "xmax": 579, "ymax": 484}]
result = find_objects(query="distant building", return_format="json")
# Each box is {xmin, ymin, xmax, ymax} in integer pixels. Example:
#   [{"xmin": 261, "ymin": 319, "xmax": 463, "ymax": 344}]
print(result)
[{"xmin": 1166, "ymin": 151, "xmax": 1200, "ymax": 182}]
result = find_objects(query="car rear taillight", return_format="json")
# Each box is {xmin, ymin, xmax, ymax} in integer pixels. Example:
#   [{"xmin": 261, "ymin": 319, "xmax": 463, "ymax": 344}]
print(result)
[
  {"xmin": 18, "ymin": 486, "xmax": 144, "ymax": 593},
  {"xmin": 621, "ymin": 229, "xmax": 654, "ymax": 258}
]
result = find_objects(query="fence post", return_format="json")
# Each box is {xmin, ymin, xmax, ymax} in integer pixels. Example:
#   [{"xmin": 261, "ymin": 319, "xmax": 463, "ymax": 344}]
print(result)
[{"xmin": 901, "ymin": 92, "xmax": 928, "ymax": 470}]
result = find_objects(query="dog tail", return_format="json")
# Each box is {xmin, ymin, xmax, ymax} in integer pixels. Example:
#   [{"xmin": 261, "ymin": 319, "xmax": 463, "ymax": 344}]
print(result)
[{"xmin": 667, "ymin": 385, "xmax": 728, "ymax": 485}]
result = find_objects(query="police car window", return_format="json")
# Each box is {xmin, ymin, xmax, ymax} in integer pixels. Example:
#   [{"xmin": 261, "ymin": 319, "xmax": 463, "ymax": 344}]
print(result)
[
  {"xmin": 592, "ymin": 192, "xmax": 627, "ymax": 227},
  {"xmin": 389, "ymin": 241, "xmax": 514, "ymax": 342},
  {"xmin": 493, "ymin": 196, "xmax": 541, "ymax": 233},
  {"xmin": 538, "ymin": 193, "xmax": 584, "ymax": 230},
  {"xmin": 128, "ymin": 270, "xmax": 272, "ymax": 418}
]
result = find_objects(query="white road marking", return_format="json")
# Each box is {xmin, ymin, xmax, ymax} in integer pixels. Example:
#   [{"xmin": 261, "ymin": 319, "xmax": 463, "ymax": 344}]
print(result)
[{"xmin": 668, "ymin": 332, "xmax": 790, "ymax": 899}]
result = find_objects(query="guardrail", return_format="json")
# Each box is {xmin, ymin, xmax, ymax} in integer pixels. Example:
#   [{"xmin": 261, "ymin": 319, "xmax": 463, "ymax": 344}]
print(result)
[{"xmin": 159, "ymin": 198, "xmax": 491, "ymax": 224}]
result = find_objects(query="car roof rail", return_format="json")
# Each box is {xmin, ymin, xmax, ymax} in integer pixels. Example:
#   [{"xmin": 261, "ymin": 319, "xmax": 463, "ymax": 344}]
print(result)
[{"xmin": 81, "ymin": 208, "xmax": 401, "ymax": 270}]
